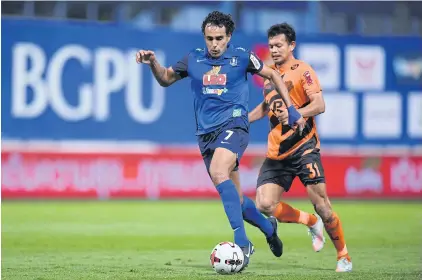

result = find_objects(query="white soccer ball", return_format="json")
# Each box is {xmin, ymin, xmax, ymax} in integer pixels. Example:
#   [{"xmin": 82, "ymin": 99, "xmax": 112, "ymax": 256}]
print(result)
[{"xmin": 210, "ymin": 242, "xmax": 245, "ymax": 275}]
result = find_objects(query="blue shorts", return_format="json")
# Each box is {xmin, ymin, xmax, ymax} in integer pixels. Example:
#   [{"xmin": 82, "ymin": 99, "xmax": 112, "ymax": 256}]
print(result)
[{"xmin": 197, "ymin": 118, "xmax": 250, "ymax": 173}]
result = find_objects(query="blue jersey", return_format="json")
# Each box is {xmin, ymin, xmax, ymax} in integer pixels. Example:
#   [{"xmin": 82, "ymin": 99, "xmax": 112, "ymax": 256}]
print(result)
[{"xmin": 172, "ymin": 44, "xmax": 264, "ymax": 135}]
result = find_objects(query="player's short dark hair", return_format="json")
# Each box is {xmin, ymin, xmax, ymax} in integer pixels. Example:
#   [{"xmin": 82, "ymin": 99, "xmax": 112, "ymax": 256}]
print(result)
[
  {"xmin": 201, "ymin": 11, "xmax": 235, "ymax": 36},
  {"xmin": 267, "ymin": 23, "xmax": 296, "ymax": 43}
]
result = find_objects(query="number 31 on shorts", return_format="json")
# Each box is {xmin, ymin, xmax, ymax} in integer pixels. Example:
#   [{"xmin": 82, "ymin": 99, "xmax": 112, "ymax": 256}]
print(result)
[{"xmin": 306, "ymin": 162, "xmax": 321, "ymax": 179}]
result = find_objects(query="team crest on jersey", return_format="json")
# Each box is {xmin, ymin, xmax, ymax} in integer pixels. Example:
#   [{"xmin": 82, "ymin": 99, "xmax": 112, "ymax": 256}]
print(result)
[
  {"xmin": 230, "ymin": 56, "xmax": 239, "ymax": 67},
  {"xmin": 303, "ymin": 71, "xmax": 313, "ymax": 85},
  {"xmin": 203, "ymin": 66, "xmax": 227, "ymax": 86}
]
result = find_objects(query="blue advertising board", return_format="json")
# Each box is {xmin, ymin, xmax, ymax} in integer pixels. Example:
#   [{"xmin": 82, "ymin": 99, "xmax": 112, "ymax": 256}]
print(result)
[{"xmin": 2, "ymin": 18, "xmax": 421, "ymax": 146}]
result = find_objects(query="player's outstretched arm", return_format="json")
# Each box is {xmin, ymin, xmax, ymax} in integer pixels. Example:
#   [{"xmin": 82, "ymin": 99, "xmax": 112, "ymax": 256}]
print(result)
[
  {"xmin": 256, "ymin": 65, "xmax": 305, "ymax": 128},
  {"xmin": 248, "ymin": 101, "xmax": 268, "ymax": 123},
  {"xmin": 136, "ymin": 50, "xmax": 181, "ymax": 87}
]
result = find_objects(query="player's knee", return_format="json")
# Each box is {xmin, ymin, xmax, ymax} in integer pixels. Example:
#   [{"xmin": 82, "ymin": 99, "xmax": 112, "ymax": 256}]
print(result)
[
  {"xmin": 256, "ymin": 197, "xmax": 277, "ymax": 216},
  {"xmin": 209, "ymin": 168, "xmax": 230, "ymax": 186}
]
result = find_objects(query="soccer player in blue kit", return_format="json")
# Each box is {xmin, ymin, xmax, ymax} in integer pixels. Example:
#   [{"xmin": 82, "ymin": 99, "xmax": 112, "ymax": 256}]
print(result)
[{"xmin": 136, "ymin": 11, "xmax": 305, "ymax": 270}]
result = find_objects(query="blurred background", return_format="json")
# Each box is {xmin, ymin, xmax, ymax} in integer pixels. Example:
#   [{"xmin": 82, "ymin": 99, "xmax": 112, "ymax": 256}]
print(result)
[{"xmin": 2, "ymin": 1, "xmax": 422, "ymax": 200}]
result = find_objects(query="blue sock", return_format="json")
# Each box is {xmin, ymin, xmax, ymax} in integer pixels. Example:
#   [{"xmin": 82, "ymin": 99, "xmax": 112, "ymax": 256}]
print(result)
[
  {"xmin": 242, "ymin": 196, "xmax": 274, "ymax": 238},
  {"xmin": 216, "ymin": 180, "xmax": 249, "ymax": 247}
]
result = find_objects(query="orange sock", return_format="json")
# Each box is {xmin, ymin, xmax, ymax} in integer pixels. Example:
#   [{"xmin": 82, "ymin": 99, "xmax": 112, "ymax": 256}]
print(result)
[
  {"xmin": 273, "ymin": 202, "xmax": 317, "ymax": 227},
  {"xmin": 323, "ymin": 212, "xmax": 350, "ymax": 261}
]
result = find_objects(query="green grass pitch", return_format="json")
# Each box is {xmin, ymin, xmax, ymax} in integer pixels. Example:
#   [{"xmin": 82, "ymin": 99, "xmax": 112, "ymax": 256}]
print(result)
[{"xmin": 2, "ymin": 200, "xmax": 421, "ymax": 279}]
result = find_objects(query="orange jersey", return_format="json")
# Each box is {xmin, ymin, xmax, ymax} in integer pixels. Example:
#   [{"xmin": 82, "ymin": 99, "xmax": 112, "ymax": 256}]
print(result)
[{"xmin": 263, "ymin": 59, "xmax": 322, "ymax": 160}]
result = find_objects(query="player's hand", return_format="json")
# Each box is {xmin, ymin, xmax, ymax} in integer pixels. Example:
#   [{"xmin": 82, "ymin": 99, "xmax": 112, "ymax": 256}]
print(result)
[
  {"xmin": 293, "ymin": 117, "xmax": 306, "ymax": 136},
  {"xmin": 136, "ymin": 50, "xmax": 156, "ymax": 65},
  {"xmin": 287, "ymin": 105, "xmax": 305, "ymax": 135}
]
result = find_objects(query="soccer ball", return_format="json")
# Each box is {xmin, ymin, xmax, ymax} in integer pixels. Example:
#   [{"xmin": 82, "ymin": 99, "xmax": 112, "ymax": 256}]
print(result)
[{"xmin": 210, "ymin": 242, "xmax": 245, "ymax": 275}]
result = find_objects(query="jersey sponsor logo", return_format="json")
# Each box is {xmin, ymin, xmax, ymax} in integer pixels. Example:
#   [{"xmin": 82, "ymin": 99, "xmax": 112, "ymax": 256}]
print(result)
[
  {"xmin": 250, "ymin": 53, "xmax": 261, "ymax": 70},
  {"xmin": 203, "ymin": 66, "xmax": 227, "ymax": 86},
  {"xmin": 202, "ymin": 87, "xmax": 228, "ymax": 95},
  {"xmin": 271, "ymin": 100, "xmax": 283, "ymax": 114},
  {"xmin": 303, "ymin": 71, "xmax": 313, "ymax": 85}
]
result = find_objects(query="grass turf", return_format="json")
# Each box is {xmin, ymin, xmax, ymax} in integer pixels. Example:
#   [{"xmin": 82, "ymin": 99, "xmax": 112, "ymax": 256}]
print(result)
[{"xmin": 2, "ymin": 200, "xmax": 421, "ymax": 279}]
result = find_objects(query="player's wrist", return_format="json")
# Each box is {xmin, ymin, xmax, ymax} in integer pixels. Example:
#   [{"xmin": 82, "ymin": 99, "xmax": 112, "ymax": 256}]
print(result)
[
  {"xmin": 287, "ymin": 105, "xmax": 302, "ymax": 124},
  {"xmin": 148, "ymin": 58, "xmax": 158, "ymax": 67},
  {"xmin": 287, "ymin": 105, "xmax": 298, "ymax": 114}
]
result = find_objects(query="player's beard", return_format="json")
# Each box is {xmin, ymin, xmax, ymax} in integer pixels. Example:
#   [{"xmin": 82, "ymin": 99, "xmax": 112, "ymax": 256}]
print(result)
[
  {"xmin": 271, "ymin": 54, "xmax": 284, "ymax": 65},
  {"xmin": 274, "ymin": 58, "xmax": 286, "ymax": 67},
  {"xmin": 210, "ymin": 49, "xmax": 220, "ymax": 57},
  {"xmin": 274, "ymin": 54, "xmax": 293, "ymax": 67}
]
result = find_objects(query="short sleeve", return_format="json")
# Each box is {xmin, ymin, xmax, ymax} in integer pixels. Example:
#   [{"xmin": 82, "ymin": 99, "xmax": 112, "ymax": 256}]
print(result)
[
  {"xmin": 171, "ymin": 55, "xmax": 189, "ymax": 79},
  {"xmin": 301, "ymin": 67, "xmax": 322, "ymax": 96},
  {"xmin": 246, "ymin": 52, "xmax": 264, "ymax": 75}
]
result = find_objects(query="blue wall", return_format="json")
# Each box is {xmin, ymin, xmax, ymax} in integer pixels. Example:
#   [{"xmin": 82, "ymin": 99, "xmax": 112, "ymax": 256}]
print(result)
[{"xmin": 2, "ymin": 19, "xmax": 421, "ymax": 146}]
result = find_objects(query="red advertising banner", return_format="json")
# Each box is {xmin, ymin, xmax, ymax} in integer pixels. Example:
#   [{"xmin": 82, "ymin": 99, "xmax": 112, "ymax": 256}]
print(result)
[{"xmin": 2, "ymin": 150, "xmax": 421, "ymax": 200}]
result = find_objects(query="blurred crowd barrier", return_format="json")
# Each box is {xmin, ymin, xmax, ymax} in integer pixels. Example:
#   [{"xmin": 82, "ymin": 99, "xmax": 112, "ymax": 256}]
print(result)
[{"xmin": 2, "ymin": 18, "xmax": 422, "ymax": 200}]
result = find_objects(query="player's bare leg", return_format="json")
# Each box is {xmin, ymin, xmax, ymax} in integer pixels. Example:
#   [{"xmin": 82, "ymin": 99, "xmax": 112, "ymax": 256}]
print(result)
[
  {"xmin": 256, "ymin": 183, "xmax": 322, "ymax": 251},
  {"xmin": 231, "ymin": 171, "xmax": 283, "ymax": 257},
  {"xmin": 255, "ymin": 183, "xmax": 284, "ymax": 216},
  {"xmin": 256, "ymin": 183, "xmax": 318, "ymax": 225},
  {"xmin": 307, "ymin": 183, "xmax": 352, "ymax": 272},
  {"xmin": 229, "ymin": 170, "xmax": 244, "ymax": 204},
  {"xmin": 210, "ymin": 148, "xmax": 253, "ymax": 270}
]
